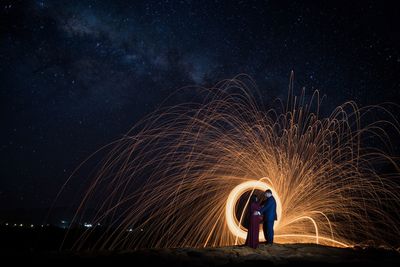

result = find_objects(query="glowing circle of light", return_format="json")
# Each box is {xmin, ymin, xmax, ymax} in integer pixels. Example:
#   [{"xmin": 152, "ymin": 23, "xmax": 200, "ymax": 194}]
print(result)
[
  {"xmin": 225, "ymin": 180, "xmax": 282, "ymax": 241},
  {"xmin": 61, "ymin": 75, "xmax": 400, "ymax": 250}
]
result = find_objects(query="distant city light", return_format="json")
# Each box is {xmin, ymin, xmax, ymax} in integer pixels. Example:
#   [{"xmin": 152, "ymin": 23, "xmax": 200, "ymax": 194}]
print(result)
[
  {"xmin": 59, "ymin": 220, "xmax": 69, "ymax": 229},
  {"xmin": 5, "ymin": 223, "xmax": 8, "ymax": 226},
  {"xmin": 30, "ymin": 224, "xmax": 34, "ymax": 228},
  {"xmin": 83, "ymin": 223, "xmax": 93, "ymax": 228},
  {"xmin": 19, "ymin": 223, "xmax": 23, "ymax": 227}
]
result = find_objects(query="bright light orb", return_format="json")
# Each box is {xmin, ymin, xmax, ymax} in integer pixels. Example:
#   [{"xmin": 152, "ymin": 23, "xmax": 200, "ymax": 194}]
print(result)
[{"xmin": 225, "ymin": 180, "xmax": 282, "ymax": 241}]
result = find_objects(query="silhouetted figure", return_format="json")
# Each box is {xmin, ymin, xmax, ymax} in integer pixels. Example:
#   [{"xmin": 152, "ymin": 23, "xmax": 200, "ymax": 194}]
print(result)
[
  {"xmin": 259, "ymin": 189, "xmax": 277, "ymax": 245},
  {"xmin": 245, "ymin": 194, "xmax": 262, "ymax": 248}
]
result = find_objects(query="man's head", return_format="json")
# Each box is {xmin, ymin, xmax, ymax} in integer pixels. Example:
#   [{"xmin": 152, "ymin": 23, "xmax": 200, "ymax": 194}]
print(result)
[{"xmin": 265, "ymin": 189, "xmax": 272, "ymax": 198}]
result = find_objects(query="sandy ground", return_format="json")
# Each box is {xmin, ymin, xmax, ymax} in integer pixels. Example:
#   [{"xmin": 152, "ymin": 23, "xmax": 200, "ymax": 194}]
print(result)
[{"xmin": 8, "ymin": 243, "xmax": 399, "ymax": 266}]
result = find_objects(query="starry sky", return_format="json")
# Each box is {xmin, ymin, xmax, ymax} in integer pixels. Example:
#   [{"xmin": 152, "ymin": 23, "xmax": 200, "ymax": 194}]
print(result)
[{"xmin": 1, "ymin": 0, "xmax": 400, "ymax": 211}]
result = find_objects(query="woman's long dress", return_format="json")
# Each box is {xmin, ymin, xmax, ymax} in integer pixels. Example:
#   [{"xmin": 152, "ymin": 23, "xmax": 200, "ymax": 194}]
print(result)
[{"xmin": 245, "ymin": 202, "xmax": 262, "ymax": 248}]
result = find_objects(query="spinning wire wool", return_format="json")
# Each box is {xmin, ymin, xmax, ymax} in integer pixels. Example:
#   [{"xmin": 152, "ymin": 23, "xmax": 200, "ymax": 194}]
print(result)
[{"xmin": 64, "ymin": 74, "xmax": 400, "ymax": 250}]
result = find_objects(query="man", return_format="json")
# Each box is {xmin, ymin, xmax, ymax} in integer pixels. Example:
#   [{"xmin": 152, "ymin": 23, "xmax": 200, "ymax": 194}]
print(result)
[{"xmin": 259, "ymin": 189, "xmax": 277, "ymax": 245}]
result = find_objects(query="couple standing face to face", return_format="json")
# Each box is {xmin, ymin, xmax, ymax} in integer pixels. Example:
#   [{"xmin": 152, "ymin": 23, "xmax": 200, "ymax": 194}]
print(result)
[{"xmin": 245, "ymin": 189, "xmax": 276, "ymax": 248}]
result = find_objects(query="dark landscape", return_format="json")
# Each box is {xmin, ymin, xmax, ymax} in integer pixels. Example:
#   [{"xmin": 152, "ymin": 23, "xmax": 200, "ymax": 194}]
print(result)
[{"xmin": 1, "ymin": 225, "xmax": 400, "ymax": 266}]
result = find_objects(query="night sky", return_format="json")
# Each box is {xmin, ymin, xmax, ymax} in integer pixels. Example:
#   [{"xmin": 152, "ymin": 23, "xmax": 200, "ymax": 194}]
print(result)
[{"xmin": 1, "ymin": 1, "xmax": 400, "ymax": 212}]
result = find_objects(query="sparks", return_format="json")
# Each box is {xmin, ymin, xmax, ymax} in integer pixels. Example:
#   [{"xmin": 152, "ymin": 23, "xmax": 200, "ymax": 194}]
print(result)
[{"xmin": 60, "ymin": 73, "xmax": 400, "ymax": 250}]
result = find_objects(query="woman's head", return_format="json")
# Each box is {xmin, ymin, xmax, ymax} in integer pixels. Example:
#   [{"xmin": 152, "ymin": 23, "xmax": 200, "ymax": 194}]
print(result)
[{"xmin": 250, "ymin": 194, "xmax": 258, "ymax": 203}]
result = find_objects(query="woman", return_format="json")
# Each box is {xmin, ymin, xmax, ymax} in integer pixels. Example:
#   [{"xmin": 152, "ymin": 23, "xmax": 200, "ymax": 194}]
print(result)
[{"xmin": 245, "ymin": 194, "xmax": 262, "ymax": 248}]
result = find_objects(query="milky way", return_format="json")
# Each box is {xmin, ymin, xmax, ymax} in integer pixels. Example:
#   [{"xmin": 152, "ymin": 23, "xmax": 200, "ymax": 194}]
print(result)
[{"xmin": 1, "ymin": 1, "xmax": 400, "ymax": 212}]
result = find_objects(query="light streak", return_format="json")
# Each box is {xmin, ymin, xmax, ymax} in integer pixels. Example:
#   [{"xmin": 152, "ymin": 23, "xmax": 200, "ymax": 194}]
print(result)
[
  {"xmin": 225, "ymin": 180, "xmax": 282, "ymax": 243},
  {"xmin": 60, "ymin": 73, "xmax": 400, "ymax": 250}
]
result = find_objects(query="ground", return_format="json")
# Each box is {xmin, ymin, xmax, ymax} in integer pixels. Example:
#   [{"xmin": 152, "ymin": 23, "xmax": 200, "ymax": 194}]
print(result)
[
  {"xmin": 1, "ymin": 227, "xmax": 399, "ymax": 266},
  {"xmin": 4, "ymin": 243, "xmax": 400, "ymax": 266}
]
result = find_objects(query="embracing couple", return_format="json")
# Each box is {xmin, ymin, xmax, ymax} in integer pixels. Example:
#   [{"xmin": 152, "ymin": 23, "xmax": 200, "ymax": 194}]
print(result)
[{"xmin": 245, "ymin": 189, "xmax": 277, "ymax": 249}]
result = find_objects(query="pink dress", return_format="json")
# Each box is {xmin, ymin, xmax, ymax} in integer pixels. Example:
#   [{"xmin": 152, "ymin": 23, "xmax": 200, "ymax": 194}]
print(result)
[{"xmin": 245, "ymin": 202, "xmax": 262, "ymax": 248}]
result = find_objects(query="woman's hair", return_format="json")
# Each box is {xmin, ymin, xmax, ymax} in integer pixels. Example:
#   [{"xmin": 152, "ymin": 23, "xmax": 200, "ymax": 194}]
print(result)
[{"xmin": 250, "ymin": 194, "xmax": 258, "ymax": 203}]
